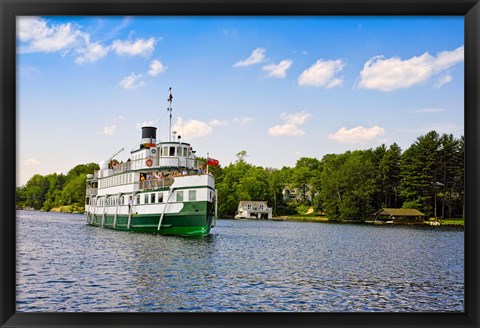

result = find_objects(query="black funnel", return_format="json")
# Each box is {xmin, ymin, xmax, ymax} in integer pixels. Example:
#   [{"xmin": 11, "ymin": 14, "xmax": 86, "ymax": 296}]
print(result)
[{"xmin": 142, "ymin": 126, "xmax": 157, "ymax": 139}]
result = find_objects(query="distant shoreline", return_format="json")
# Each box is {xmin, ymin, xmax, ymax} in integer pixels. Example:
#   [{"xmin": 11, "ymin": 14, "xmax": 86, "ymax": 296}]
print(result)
[
  {"xmin": 17, "ymin": 208, "xmax": 464, "ymax": 227},
  {"xmin": 271, "ymin": 215, "xmax": 464, "ymax": 227}
]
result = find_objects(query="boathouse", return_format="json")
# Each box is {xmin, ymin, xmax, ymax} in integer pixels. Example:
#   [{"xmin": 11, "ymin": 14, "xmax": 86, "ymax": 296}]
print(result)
[
  {"xmin": 374, "ymin": 208, "xmax": 426, "ymax": 224},
  {"xmin": 235, "ymin": 201, "xmax": 272, "ymax": 219}
]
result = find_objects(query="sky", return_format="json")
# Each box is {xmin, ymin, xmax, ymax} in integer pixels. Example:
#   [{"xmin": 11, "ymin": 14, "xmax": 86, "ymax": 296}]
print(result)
[{"xmin": 16, "ymin": 16, "xmax": 464, "ymax": 186}]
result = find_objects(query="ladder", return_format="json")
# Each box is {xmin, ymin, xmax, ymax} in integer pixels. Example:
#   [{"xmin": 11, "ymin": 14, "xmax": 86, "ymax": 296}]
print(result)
[
  {"xmin": 157, "ymin": 188, "xmax": 175, "ymax": 231},
  {"xmin": 102, "ymin": 196, "xmax": 107, "ymax": 227},
  {"xmin": 127, "ymin": 193, "xmax": 135, "ymax": 230},
  {"xmin": 113, "ymin": 192, "xmax": 122, "ymax": 228}
]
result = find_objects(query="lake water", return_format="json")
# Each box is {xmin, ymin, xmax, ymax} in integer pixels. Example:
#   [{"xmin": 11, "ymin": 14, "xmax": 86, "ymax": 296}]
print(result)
[{"xmin": 16, "ymin": 210, "xmax": 464, "ymax": 312}]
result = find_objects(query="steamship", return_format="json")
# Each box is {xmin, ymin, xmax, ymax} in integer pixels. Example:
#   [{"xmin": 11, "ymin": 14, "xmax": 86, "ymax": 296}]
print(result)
[{"xmin": 84, "ymin": 89, "xmax": 217, "ymax": 236}]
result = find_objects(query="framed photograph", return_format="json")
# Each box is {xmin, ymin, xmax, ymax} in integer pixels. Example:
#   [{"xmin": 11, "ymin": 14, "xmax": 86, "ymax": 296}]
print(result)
[{"xmin": 1, "ymin": 0, "xmax": 479, "ymax": 327}]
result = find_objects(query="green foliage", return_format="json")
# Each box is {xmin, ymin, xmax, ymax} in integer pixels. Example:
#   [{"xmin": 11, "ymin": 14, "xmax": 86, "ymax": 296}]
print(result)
[
  {"xmin": 17, "ymin": 131, "xmax": 464, "ymax": 221},
  {"xmin": 399, "ymin": 131, "xmax": 463, "ymax": 218},
  {"xmin": 16, "ymin": 163, "xmax": 99, "ymax": 211},
  {"xmin": 319, "ymin": 151, "xmax": 378, "ymax": 222}
]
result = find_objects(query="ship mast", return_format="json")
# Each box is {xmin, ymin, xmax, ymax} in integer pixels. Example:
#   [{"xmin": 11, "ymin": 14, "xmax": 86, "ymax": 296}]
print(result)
[{"xmin": 167, "ymin": 87, "xmax": 173, "ymax": 142}]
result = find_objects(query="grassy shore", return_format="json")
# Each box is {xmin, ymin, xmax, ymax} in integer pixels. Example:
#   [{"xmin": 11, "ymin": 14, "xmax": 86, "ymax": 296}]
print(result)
[
  {"xmin": 272, "ymin": 214, "xmax": 330, "ymax": 222},
  {"xmin": 438, "ymin": 218, "xmax": 464, "ymax": 227},
  {"xmin": 272, "ymin": 213, "xmax": 464, "ymax": 227},
  {"xmin": 50, "ymin": 205, "xmax": 84, "ymax": 214}
]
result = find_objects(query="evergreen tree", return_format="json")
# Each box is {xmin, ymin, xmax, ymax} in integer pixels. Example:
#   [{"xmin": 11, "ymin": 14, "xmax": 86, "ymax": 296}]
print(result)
[{"xmin": 400, "ymin": 131, "xmax": 440, "ymax": 217}]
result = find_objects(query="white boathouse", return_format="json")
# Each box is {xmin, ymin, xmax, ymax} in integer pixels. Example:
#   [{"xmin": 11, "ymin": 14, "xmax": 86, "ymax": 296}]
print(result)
[{"xmin": 234, "ymin": 201, "xmax": 272, "ymax": 219}]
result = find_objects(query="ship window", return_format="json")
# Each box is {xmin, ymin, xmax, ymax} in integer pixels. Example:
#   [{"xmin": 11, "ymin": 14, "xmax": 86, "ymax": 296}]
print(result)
[
  {"xmin": 151, "ymin": 193, "xmax": 156, "ymax": 203},
  {"xmin": 158, "ymin": 193, "xmax": 164, "ymax": 203},
  {"xmin": 189, "ymin": 190, "xmax": 196, "ymax": 201},
  {"xmin": 177, "ymin": 147, "xmax": 182, "ymax": 156},
  {"xmin": 163, "ymin": 147, "xmax": 168, "ymax": 156},
  {"xmin": 176, "ymin": 191, "xmax": 184, "ymax": 202},
  {"xmin": 120, "ymin": 196, "xmax": 124, "ymax": 205},
  {"xmin": 136, "ymin": 195, "xmax": 140, "ymax": 205},
  {"xmin": 169, "ymin": 147, "xmax": 175, "ymax": 156},
  {"xmin": 144, "ymin": 194, "xmax": 149, "ymax": 204},
  {"xmin": 183, "ymin": 147, "xmax": 188, "ymax": 157}
]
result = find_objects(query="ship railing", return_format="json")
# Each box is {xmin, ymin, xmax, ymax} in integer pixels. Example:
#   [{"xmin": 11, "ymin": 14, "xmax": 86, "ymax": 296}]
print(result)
[
  {"xmin": 108, "ymin": 157, "xmax": 199, "ymax": 175},
  {"xmin": 137, "ymin": 177, "xmax": 175, "ymax": 191},
  {"xmin": 86, "ymin": 187, "xmax": 98, "ymax": 196},
  {"xmin": 97, "ymin": 156, "xmax": 204, "ymax": 178}
]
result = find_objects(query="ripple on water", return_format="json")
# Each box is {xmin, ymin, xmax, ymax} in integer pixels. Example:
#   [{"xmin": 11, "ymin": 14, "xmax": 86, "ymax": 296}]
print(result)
[{"xmin": 16, "ymin": 211, "xmax": 464, "ymax": 312}]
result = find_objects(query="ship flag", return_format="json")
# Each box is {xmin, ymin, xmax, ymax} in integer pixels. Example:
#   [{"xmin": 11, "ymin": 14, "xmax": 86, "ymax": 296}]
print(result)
[{"xmin": 207, "ymin": 157, "xmax": 219, "ymax": 166}]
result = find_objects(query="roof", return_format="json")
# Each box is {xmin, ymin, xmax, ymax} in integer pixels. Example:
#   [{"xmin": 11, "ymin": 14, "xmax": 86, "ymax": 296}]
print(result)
[
  {"xmin": 238, "ymin": 200, "xmax": 268, "ymax": 207},
  {"xmin": 375, "ymin": 208, "xmax": 425, "ymax": 217}
]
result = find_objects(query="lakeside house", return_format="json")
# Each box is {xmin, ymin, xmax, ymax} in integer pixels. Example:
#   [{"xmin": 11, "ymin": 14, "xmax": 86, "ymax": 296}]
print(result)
[
  {"xmin": 374, "ymin": 208, "xmax": 426, "ymax": 224},
  {"xmin": 235, "ymin": 201, "xmax": 272, "ymax": 219},
  {"xmin": 282, "ymin": 185, "xmax": 315, "ymax": 204}
]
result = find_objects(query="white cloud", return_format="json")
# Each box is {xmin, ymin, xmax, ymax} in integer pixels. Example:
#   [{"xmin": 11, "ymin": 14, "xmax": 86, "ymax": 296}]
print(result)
[
  {"xmin": 233, "ymin": 48, "xmax": 266, "ymax": 67},
  {"xmin": 17, "ymin": 16, "xmax": 83, "ymax": 53},
  {"xmin": 103, "ymin": 125, "xmax": 117, "ymax": 136},
  {"xmin": 118, "ymin": 115, "xmax": 126, "ymax": 120},
  {"xmin": 357, "ymin": 46, "xmax": 464, "ymax": 91},
  {"xmin": 262, "ymin": 59, "xmax": 293, "ymax": 78},
  {"xmin": 328, "ymin": 125, "xmax": 385, "ymax": 144},
  {"xmin": 209, "ymin": 119, "xmax": 228, "ymax": 127},
  {"xmin": 298, "ymin": 59, "xmax": 345, "ymax": 88},
  {"xmin": 119, "ymin": 73, "xmax": 145, "ymax": 89},
  {"xmin": 75, "ymin": 41, "xmax": 109, "ymax": 64},
  {"xmin": 173, "ymin": 117, "xmax": 214, "ymax": 139},
  {"xmin": 233, "ymin": 117, "xmax": 255, "ymax": 125},
  {"xmin": 111, "ymin": 37, "xmax": 156, "ymax": 57},
  {"xmin": 25, "ymin": 158, "xmax": 41, "ymax": 166},
  {"xmin": 16, "ymin": 17, "xmax": 160, "ymax": 65},
  {"xmin": 434, "ymin": 74, "xmax": 453, "ymax": 88},
  {"xmin": 411, "ymin": 108, "xmax": 444, "ymax": 114},
  {"xmin": 268, "ymin": 111, "xmax": 312, "ymax": 137},
  {"xmin": 148, "ymin": 59, "xmax": 166, "ymax": 76},
  {"xmin": 280, "ymin": 111, "xmax": 312, "ymax": 125},
  {"xmin": 269, "ymin": 124, "xmax": 306, "ymax": 137}
]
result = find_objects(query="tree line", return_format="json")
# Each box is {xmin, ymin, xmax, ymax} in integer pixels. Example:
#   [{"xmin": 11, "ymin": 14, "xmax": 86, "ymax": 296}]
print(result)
[
  {"xmin": 214, "ymin": 130, "xmax": 464, "ymax": 221},
  {"xmin": 17, "ymin": 130, "xmax": 464, "ymax": 221},
  {"xmin": 16, "ymin": 163, "xmax": 100, "ymax": 212}
]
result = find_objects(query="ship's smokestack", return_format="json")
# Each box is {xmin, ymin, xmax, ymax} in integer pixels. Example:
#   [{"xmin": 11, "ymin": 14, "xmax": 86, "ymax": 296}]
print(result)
[{"xmin": 141, "ymin": 126, "xmax": 157, "ymax": 148}]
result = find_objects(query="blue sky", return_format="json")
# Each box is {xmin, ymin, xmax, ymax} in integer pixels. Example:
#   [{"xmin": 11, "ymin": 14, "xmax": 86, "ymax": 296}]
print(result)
[{"xmin": 17, "ymin": 16, "xmax": 464, "ymax": 186}]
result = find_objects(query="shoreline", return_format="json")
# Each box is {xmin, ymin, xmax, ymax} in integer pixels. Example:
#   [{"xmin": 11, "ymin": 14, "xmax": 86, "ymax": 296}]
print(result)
[
  {"xmin": 17, "ymin": 208, "xmax": 464, "ymax": 227},
  {"xmin": 271, "ymin": 215, "xmax": 464, "ymax": 227}
]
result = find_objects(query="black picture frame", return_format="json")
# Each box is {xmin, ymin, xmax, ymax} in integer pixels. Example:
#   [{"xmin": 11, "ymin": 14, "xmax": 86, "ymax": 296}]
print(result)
[{"xmin": 1, "ymin": 0, "xmax": 479, "ymax": 327}]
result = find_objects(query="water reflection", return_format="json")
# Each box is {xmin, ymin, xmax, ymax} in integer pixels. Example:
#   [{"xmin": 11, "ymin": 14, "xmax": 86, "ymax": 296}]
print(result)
[{"xmin": 16, "ymin": 211, "xmax": 464, "ymax": 312}]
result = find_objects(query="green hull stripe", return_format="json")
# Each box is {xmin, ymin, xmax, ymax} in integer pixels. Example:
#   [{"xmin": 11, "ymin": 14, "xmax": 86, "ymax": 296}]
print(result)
[{"xmin": 86, "ymin": 202, "xmax": 215, "ymax": 236}]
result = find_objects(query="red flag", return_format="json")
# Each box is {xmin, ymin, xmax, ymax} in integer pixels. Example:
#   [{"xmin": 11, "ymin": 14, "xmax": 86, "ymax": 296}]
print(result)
[{"xmin": 207, "ymin": 157, "xmax": 219, "ymax": 166}]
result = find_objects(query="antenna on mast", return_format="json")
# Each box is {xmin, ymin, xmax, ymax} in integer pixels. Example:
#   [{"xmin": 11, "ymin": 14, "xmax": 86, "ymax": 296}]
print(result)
[{"xmin": 167, "ymin": 87, "xmax": 173, "ymax": 142}]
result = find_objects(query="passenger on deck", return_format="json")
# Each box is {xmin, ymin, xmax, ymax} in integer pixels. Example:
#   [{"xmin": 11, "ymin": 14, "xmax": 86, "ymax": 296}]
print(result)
[
  {"xmin": 140, "ymin": 173, "xmax": 145, "ymax": 189},
  {"xmin": 146, "ymin": 172, "xmax": 153, "ymax": 188}
]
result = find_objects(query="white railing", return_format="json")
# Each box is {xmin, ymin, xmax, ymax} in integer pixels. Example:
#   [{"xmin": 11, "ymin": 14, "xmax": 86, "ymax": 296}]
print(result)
[
  {"xmin": 95, "ymin": 157, "xmax": 202, "ymax": 178},
  {"xmin": 137, "ymin": 177, "xmax": 175, "ymax": 190},
  {"xmin": 86, "ymin": 188, "xmax": 98, "ymax": 196}
]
